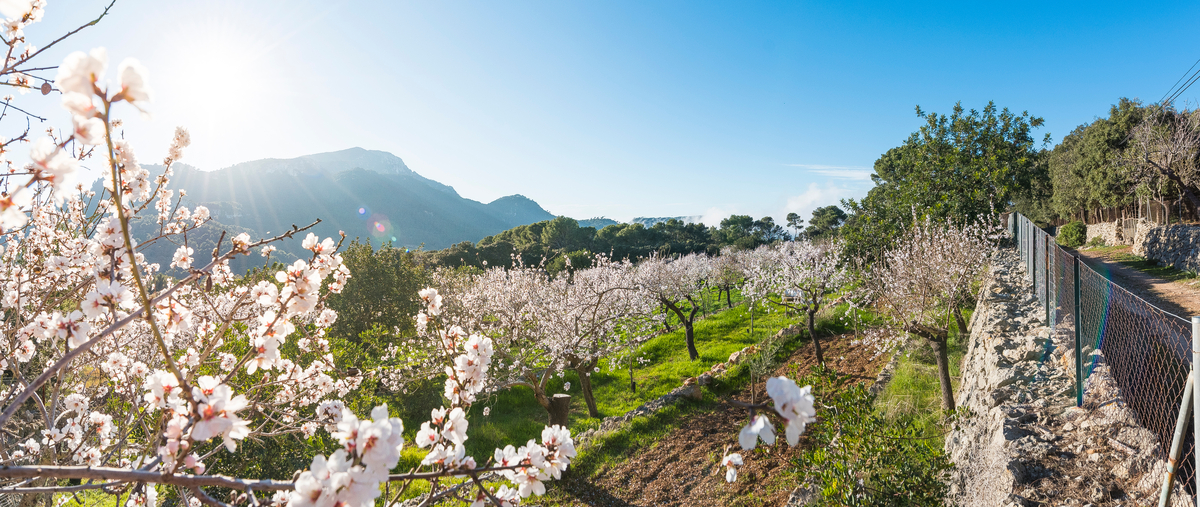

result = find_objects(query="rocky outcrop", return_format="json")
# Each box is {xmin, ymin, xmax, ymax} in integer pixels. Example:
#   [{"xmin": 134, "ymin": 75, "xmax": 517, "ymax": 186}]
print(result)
[
  {"xmin": 1134, "ymin": 223, "xmax": 1200, "ymax": 274},
  {"xmin": 945, "ymin": 247, "xmax": 1189, "ymax": 506}
]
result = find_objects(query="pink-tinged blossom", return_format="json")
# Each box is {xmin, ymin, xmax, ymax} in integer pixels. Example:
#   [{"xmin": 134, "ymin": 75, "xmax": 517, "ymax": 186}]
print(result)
[
  {"xmin": 301, "ymin": 233, "xmax": 335, "ymax": 254},
  {"xmin": 61, "ymin": 92, "xmax": 98, "ymax": 118},
  {"xmin": 250, "ymin": 281, "xmax": 278, "ymax": 305},
  {"xmin": 765, "ymin": 376, "xmax": 817, "ymax": 446},
  {"xmin": 441, "ymin": 407, "xmax": 468, "ymax": 445},
  {"xmin": 738, "ymin": 414, "xmax": 776, "ymax": 451},
  {"xmin": 55, "ymin": 48, "xmax": 106, "ymax": 96},
  {"xmin": 722, "ymin": 453, "xmax": 743, "ymax": 482},
  {"xmin": 170, "ymin": 245, "xmax": 193, "ymax": 270},
  {"xmin": 183, "ymin": 453, "xmax": 205, "ymax": 474},
  {"xmin": 192, "ymin": 205, "xmax": 210, "ymax": 225},
  {"xmin": 418, "ymin": 287, "xmax": 442, "ymax": 315},
  {"xmin": 72, "ymin": 115, "xmax": 105, "ymax": 145},
  {"xmin": 190, "ymin": 376, "xmax": 250, "ymax": 451},
  {"xmin": 415, "ymin": 421, "xmax": 439, "ymax": 448},
  {"xmin": 0, "ymin": 186, "xmax": 30, "ymax": 230},
  {"xmin": 62, "ymin": 393, "xmax": 88, "ymax": 413},
  {"xmin": 165, "ymin": 126, "xmax": 189, "ymax": 162},
  {"xmin": 142, "ymin": 370, "xmax": 181, "ymax": 410},
  {"xmin": 231, "ymin": 232, "xmax": 251, "ymax": 252},
  {"xmin": 30, "ymin": 137, "xmax": 79, "ymax": 197},
  {"xmin": 0, "ymin": 0, "xmax": 34, "ymax": 20},
  {"xmin": 14, "ymin": 339, "xmax": 34, "ymax": 362},
  {"xmin": 116, "ymin": 58, "xmax": 151, "ymax": 111}
]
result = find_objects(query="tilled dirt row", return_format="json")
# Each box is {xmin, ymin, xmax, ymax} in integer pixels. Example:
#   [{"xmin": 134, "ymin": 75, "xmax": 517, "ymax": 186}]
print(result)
[{"xmin": 550, "ymin": 333, "xmax": 887, "ymax": 507}]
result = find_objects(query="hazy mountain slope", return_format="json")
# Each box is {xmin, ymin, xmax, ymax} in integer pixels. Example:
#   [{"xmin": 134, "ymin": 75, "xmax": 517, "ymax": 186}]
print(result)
[
  {"xmin": 484, "ymin": 194, "xmax": 555, "ymax": 226},
  {"xmin": 110, "ymin": 148, "xmax": 559, "ymax": 272}
]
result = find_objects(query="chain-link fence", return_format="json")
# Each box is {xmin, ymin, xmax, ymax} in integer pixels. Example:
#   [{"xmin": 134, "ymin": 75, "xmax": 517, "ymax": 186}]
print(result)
[{"xmin": 1013, "ymin": 212, "xmax": 1197, "ymax": 495}]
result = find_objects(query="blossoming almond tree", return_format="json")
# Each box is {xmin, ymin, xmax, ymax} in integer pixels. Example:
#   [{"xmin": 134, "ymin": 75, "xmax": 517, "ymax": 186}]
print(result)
[
  {"xmin": 636, "ymin": 253, "xmax": 711, "ymax": 361},
  {"xmin": 538, "ymin": 254, "xmax": 652, "ymax": 417},
  {"xmin": 710, "ymin": 246, "xmax": 745, "ymax": 309},
  {"xmin": 868, "ymin": 215, "xmax": 995, "ymax": 410},
  {"xmin": 388, "ymin": 256, "xmax": 653, "ymax": 421},
  {"xmin": 0, "ymin": 4, "xmax": 822, "ymax": 505},
  {"xmin": 746, "ymin": 240, "xmax": 850, "ymax": 364}
]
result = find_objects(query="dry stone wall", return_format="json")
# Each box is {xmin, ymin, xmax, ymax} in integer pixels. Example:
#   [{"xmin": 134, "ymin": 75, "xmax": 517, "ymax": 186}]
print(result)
[
  {"xmin": 1133, "ymin": 223, "xmax": 1200, "ymax": 274},
  {"xmin": 945, "ymin": 247, "xmax": 1189, "ymax": 506},
  {"xmin": 1086, "ymin": 221, "xmax": 1122, "ymax": 246}
]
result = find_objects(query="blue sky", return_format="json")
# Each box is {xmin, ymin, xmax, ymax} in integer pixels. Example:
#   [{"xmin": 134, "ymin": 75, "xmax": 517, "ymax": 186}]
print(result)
[{"xmin": 18, "ymin": 0, "xmax": 1200, "ymax": 224}]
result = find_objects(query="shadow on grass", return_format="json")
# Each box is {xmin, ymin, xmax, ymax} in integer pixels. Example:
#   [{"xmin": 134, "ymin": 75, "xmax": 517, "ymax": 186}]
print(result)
[{"xmin": 874, "ymin": 310, "xmax": 970, "ymax": 442}]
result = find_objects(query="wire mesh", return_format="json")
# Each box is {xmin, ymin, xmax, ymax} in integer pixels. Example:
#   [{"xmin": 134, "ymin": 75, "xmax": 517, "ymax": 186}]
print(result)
[
  {"xmin": 1012, "ymin": 213, "xmax": 1197, "ymax": 494},
  {"xmin": 1035, "ymin": 228, "xmax": 1047, "ymax": 315},
  {"xmin": 1079, "ymin": 261, "xmax": 1195, "ymax": 490},
  {"xmin": 1052, "ymin": 245, "xmax": 1075, "ymax": 367}
]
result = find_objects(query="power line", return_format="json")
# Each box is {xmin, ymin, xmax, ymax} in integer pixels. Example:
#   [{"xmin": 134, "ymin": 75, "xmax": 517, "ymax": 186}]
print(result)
[
  {"xmin": 1157, "ymin": 56, "xmax": 1200, "ymax": 106},
  {"xmin": 1164, "ymin": 66, "xmax": 1200, "ymax": 107}
]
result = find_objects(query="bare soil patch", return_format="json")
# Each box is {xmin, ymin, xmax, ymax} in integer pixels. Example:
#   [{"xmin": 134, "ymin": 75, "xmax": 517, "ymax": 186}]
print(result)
[{"xmin": 551, "ymin": 332, "xmax": 888, "ymax": 507}]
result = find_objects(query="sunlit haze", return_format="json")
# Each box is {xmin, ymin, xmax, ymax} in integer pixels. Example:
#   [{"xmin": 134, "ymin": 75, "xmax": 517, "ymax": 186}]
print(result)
[{"xmin": 22, "ymin": 0, "xmax": 1200, "ymax": 224}]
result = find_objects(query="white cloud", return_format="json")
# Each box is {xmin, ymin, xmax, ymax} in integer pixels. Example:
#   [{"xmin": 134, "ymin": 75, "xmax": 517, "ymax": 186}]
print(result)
[
  {"xmin": 785, "ymin": 164, "xmax": 874, "ymax": 181},
  {"xmin": 780, "ymin": 182, "xmax": 865, "ymax": 224},
  {"xmin": 700, "ymin": 207, "xmax": 733, "ymax": 227}
]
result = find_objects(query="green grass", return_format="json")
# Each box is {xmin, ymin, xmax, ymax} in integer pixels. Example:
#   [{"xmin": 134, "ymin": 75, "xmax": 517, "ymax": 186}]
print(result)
[
  {"xmin": 463, "ymin": 295, "xmax": 800, "ymax": 458},
  {"xmin": 1083, "ymin": 244, "xmax": 1200, "ymax": 283},
  {"xmin": 874, "ymin": 309, "xmax": 970, "ymax": 442}
]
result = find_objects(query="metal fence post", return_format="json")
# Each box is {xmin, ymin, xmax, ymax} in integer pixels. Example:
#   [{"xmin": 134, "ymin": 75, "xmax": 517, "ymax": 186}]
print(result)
[
  {"xmin": 1160, "ymin": 370, "xmax": 1194, "ymax": 507},
  {"xmin": 1074, "ymin": 255, "xmax": 1083, "ymax": 408},
  {"xmin": 1193, "ymin": 315, "xmax": 1200, "ymax": 504},
  {"xmin": 1032, "ymin": 225, "xmax": 1038, "ymax": 289},
  {"xmin": 1046, "ymin": 242, "xmax": 1052, "ymax": 325}
]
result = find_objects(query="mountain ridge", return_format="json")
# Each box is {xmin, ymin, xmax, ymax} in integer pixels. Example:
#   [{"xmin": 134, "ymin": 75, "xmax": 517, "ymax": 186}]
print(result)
[{"xmin": 107, "ymin": 147, "xmax": 558, "ymax": 272}]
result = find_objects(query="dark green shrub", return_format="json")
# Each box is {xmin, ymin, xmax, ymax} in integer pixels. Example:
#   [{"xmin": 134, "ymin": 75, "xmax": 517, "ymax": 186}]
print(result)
[
  {"xmin": 1058, "ymin": 221, "xmax": 1086, "ymax": 248},
  {"xmin": 793, "ymin": 367, "xmax": 952, "ymax": 506}
]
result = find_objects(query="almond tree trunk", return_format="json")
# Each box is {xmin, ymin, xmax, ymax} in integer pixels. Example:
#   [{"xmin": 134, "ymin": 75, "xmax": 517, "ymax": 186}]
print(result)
[
  {"xmin": 665, "ymin": 298, "xmax": 701, "ymax": 361},
  {"xmin": 574, "ymin": 359, "xmax": 601, "ymax": 417},
  {"xmin": 953, "ymin": 305, "xmax": 969, "ymax": 336},
  {"xmin": 905, "ymin": 322, "xmax": 955, "ymax": 410},
  {"xmin": 806, "ymin": 308, "xmax": 823, "ymax": 364},
  {"xmin": 933, "ymin": 338, "xmax": 955, "ymax": 410}
]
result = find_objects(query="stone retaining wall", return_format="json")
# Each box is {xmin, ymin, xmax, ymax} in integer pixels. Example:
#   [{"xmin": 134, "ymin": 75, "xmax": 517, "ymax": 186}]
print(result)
[
  {"xmin": 1133, "ymin": 223, "xmax": 1200, "ymax": 274},
  {"xmin": 1086, "ymin": 221, "xmax": 1122, "ymax": 246},
  {"xmin": 945, "ymin": 247, "xmax": 1189, "ymax": 506}
]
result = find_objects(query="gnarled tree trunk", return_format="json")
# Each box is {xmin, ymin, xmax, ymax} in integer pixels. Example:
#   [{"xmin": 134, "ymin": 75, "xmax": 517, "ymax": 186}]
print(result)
[
  {"xmin": 665, "ymin": 298, "xmax": 701, "ymax": 361},
  {"xmin": 905, "ymin": 322, "xmax": 955, "ymax": 411},
  {"xmin": 573, "ymin": 359, "xmax": 601, "ymax": 417},
  {"xmin": 806, "ymin": 308, "xmax": 823, "ymax": 364}
]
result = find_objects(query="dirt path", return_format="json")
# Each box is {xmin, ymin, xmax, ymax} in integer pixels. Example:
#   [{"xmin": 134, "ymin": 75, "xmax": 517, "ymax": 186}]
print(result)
[
  {"xmin": 550, "ymin": 333, "xmax": 888, "ymax": 507},
  {"xmin": 1074, "ymin": 246, "xmax": 1200, "ymax": 317}
]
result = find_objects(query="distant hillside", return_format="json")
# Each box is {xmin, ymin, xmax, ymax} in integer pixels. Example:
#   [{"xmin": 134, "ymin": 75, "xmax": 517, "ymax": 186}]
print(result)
[
  {"xmin": 579, "ymin": 217, "xmax": 620, "ymax": 229},
  {"xmin": 486, "ymin": 195, "xmax": 558, "ymax": 226},
  {"xmin": 107, "ymin": 148, "xmax": 557, "ymax": 272},
  {"xmin": 630, "ymin": 216, "xmax": 703, "ymax": 227}
]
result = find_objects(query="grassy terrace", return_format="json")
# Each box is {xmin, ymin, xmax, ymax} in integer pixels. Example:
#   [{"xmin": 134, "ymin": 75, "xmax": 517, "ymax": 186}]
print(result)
[
  {"xmin": 65, "ymin": 290, "xmax": 954, "ymax": 506},
  {"xmin": 1082, "ymin": 243, "xmax": 1200, "ymax": 283},
  {"xmin": 875, "ymin": 309, "xmax": 970, "ymax": 440},
  {"xmin": 450, "ymin": 290, "xmax": 798, "ymax": 462}
]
